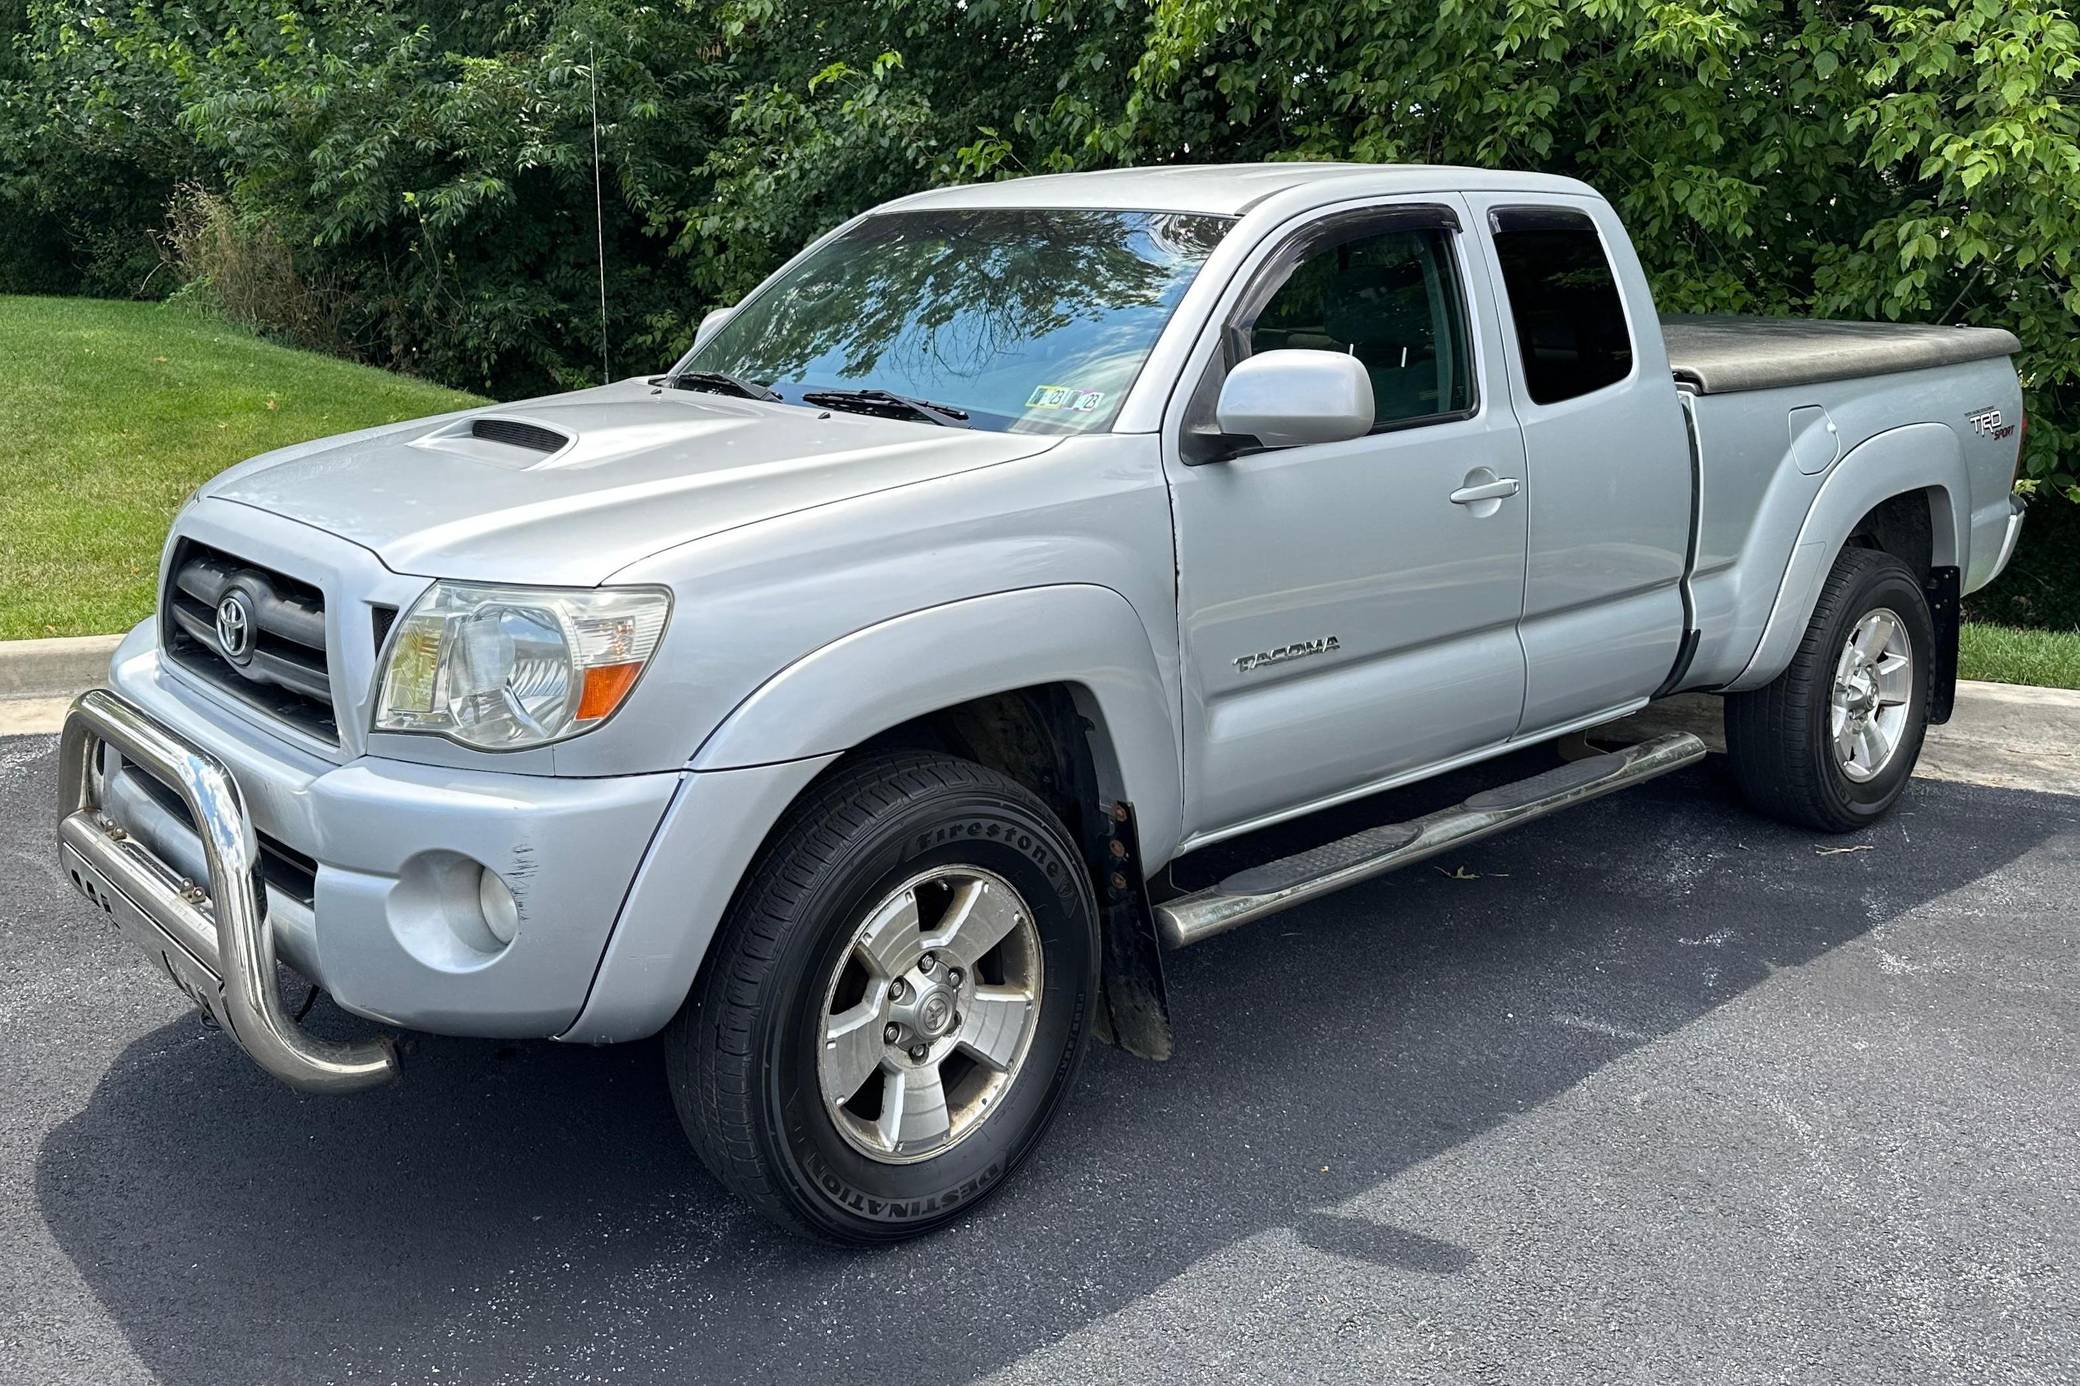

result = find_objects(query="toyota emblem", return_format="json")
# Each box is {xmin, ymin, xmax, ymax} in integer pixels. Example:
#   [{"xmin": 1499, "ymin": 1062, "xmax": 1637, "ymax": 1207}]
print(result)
[{"xmin": 215, "ymin": 591, "xmax": 254, "ymax": 661}]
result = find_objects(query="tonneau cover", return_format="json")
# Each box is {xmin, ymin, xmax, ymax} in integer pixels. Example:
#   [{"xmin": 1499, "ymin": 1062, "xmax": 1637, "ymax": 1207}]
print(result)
[{"xmin": 1661, "ymin": 314, "xmax": 2020, "ymax": 395}]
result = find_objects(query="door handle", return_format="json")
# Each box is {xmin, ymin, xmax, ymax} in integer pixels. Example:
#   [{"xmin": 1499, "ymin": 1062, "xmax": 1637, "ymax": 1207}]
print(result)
[{"xmin": 1449, "ymin": 477, "xmax": 1521, "ymax": 505}]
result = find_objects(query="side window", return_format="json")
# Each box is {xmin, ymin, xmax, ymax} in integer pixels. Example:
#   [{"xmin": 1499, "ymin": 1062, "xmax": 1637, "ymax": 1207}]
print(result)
[
  {"xmin": 1246, "ymin": 224, "xmax": 1473, "ymax": 427},
  {"xmin": 1489, "ymin": 207, "xmax": 1633, "ymax": 404}
]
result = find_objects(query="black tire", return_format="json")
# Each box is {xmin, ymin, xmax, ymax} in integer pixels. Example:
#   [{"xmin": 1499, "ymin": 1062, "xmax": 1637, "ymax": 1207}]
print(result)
[
  {"xmin": 1724, "ymin": 547, "xmax": 1933, "ymax": 832},
  {"xmin": 666, "ymin": 751, "xmax": 1099, "ymax": 1243}
]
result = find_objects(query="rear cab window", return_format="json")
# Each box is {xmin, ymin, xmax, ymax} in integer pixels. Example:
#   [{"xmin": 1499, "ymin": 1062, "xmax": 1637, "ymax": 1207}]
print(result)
[{"xmin": 1488, "ymin": 206, "xmax": 1633, "ymax": 404}]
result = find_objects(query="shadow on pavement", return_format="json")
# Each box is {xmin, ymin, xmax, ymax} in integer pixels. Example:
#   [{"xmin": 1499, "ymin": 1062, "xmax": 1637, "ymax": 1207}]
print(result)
[{"xmin": 34, "ymin": 760, "xmax": 2074, "ymax": 1383}]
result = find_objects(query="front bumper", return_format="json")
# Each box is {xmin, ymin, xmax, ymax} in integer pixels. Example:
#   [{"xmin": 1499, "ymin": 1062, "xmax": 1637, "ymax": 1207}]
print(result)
[
  {"xmin": 58, "ymin": 689, "xmax": 399, "ymax": 1092},
  {"xmin": 64, "ymin": 627, "xmax": 836, "ymax": 1083},
  {"xmin": 79, "ymin": 625, "xmax": 686, "ymax": 1038}
]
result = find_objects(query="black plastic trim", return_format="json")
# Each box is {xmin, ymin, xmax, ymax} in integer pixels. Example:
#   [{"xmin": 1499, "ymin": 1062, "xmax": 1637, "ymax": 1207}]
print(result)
[
  {"xmin": 1488, "ymin": 204, "xmax": 1599, "ymax": 234},
  {"xmin": 1926, "ymin": 564, "xmax": 1960, "ymax": 724},
  {"xmin": 471, "ymin": 417, "xmax": 569, "ymax": 453}
]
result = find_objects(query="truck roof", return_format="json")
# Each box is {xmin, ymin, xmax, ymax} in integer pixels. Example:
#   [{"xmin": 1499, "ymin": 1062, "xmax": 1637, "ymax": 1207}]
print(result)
[{"xmin": 892, "ymin": 162, "xmax": 1601, "ymax": 217}]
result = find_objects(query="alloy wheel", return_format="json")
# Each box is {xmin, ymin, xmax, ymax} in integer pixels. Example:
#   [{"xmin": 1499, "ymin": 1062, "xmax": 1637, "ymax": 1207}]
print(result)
[
  {"xmin": 1830, "ymin": 606, "xmax": 1914, "ymax": 784},
  {"xmin": 815, "ymin": 866, "xmax": 1044, "ymax": 1164}
]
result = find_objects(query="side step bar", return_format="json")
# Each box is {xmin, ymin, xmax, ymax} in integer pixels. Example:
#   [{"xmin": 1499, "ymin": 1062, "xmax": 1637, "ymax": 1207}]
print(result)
[{"xmin": 1154, "ymin": 732, "xmax": 1707, "ymax": 949}]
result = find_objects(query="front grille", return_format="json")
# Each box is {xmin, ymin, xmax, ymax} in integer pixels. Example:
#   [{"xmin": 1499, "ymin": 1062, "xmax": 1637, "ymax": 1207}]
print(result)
[{"xmin": 162, "ymin": 540, "xmax": 337, "ymax": 742}]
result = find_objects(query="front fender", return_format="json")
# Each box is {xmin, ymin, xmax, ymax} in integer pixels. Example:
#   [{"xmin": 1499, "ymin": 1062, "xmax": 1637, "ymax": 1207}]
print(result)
[
  {"xmin": 1724, "ymin": 423, "xmax": 1966, "ymax": 693},
  {"xmin": 690, "ymin": 584, "xmax": 1185, "ymax": 863}
]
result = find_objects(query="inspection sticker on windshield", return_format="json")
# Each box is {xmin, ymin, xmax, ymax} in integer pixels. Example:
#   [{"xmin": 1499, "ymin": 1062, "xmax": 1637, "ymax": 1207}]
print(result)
[{"xmin": 1027, "ymin": 384, "xmax": 1106, "ymax": 412}]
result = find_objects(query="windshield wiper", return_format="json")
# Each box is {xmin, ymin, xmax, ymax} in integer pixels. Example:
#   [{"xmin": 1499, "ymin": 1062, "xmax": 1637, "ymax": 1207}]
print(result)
[
  {"xmin": 799, "ymin": 387, "xmax": 971, "ymax": 428},
  {"xmin": 669, "ymin": 370, "xmax": 780, "ymax": 402}
]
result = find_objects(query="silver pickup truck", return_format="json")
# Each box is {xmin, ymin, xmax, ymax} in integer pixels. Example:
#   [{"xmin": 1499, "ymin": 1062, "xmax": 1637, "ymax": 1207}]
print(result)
[{"xmin": 56, "ymin": 163, "xmax": 2028, "ymax": 1242}]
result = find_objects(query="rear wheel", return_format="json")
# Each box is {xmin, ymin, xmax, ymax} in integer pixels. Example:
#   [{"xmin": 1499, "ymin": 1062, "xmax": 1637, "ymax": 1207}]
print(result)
[
  {"xmin": 1725, "ymin": 547, "xmax": 1932, "ymax": 832},
  {"xmin": 667, "ymin": 751, "xmax": 1098, "ymax": 1243}
]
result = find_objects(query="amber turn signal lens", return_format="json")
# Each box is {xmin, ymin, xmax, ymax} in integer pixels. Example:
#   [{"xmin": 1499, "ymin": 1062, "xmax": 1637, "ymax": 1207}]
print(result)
[{"xmin": 576, "ymin": 660, "xmax": 644, "ymax": 722}]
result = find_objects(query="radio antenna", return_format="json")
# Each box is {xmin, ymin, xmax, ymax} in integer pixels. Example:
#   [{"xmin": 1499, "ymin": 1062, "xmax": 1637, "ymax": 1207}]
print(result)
[{"xmin": 590, "ymin": 40, "xmax": 609, "ymax": 384}]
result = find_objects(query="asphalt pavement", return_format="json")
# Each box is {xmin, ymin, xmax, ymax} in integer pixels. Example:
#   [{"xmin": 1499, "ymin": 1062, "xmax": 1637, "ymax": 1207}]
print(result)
[{"xmin": 3, "ymin": 728, "xmax": 2076, "ymax": 1385}]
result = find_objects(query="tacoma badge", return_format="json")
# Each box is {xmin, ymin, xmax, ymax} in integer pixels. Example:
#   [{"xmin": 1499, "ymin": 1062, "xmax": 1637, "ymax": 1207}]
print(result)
[{"xmin": 1235, "ymin": 636, "xmax": 1340, "ymax": 675}]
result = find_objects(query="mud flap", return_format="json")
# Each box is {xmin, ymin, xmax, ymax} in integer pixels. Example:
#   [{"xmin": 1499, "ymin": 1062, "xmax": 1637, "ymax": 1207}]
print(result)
[
  {"xmin": 1926, "ymin": 564, "xmax": 1959, "ymax": 725},
  {"xmin": 1093, "ymin": 801, "xmax": 1173, "ymax": 1061}
]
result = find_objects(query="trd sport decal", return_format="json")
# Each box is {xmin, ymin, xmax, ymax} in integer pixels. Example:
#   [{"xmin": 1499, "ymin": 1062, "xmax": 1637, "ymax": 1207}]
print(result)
[{"xmin": 1965, "ymin": 405, "xmax": 2016, "ymax": 441}]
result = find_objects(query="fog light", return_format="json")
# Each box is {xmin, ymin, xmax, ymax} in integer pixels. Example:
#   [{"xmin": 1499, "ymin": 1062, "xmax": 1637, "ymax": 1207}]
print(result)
[{"xmin": 478, "ymin": 867, "xmax": 520, "ymax": 945}]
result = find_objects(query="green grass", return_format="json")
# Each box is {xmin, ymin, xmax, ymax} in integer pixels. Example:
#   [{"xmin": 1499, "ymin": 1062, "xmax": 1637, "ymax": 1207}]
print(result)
[
  {"xmin": 1959, "ymin": 622, "xmax": 2080, "ymax": 691},
  {"xmin": 5, "ymin": 294, "xmax": 2079, "ymax": 694},
  {"xmin": 0, "ymin": 295, "xmax": 483, "ymax": 640}
]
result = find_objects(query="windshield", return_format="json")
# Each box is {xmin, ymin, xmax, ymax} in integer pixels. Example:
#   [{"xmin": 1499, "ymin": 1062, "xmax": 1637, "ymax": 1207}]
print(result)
[{"xmin": 678, "ymin": 208, "xmax": 1234, "ymax": 434}]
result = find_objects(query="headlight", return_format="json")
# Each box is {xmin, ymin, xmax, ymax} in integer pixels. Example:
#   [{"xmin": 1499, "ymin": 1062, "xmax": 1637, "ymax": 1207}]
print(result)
[{"xmin": 374, "ymin": 582, "xmax": 671, "ymax": 749}]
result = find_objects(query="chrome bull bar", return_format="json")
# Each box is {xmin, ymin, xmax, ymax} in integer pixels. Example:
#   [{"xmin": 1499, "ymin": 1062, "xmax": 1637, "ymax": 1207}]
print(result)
[{"xmin": 56, "ymin": 688, "xmax": 398, "ymax": 1093}]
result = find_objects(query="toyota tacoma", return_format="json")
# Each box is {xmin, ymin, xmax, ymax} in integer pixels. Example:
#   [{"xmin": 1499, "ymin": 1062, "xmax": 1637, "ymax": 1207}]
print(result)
[{"xmin": 56, "ymin": 163, "xmax": 2029, "ymax": 1242}]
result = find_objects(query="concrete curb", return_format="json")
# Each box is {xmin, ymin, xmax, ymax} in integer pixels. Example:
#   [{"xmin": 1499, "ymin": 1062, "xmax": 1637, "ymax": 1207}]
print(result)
[
  {"xmin": 0, "ymin": 697, "xmax": 77, "ymax": 739},
  {"xmin": 1605, "ymin": 680, "xmax": 2080, "ymax": 798},
  {"xmin": 0, "ymin": 634, "xmax": 122, "ymax": 700},
  {"xmin": 1950, "ymin": 677, "xmax": 2080, "ymax": 711}
]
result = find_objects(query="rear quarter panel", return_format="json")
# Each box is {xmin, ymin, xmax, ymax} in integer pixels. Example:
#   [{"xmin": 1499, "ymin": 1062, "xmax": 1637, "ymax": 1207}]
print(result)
[{"xmin": 1684, "ymin": 355, "xmax": 2021, "ymax": 691}]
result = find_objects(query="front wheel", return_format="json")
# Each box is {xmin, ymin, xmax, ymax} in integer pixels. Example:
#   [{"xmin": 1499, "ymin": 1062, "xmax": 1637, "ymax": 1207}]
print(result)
[
  {"xmin": 1724, "ymin": 547, "xmax": 1933, "ymax": 832},
  {"xmin": 666, "ymin": 752, "xmax": 1099, "ymax": 1243}
]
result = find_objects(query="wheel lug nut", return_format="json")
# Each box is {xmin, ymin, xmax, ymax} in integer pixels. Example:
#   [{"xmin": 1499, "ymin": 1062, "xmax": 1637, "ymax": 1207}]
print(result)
[
  {"xmin": 919, "ymin": 952, "xmax": 936, "ymax": 973},
  {"xmin": 883, "ymin": 1023, "xmax": 901, "ymax": 1044},
  {"xmin": 947, "ymin": 968, "xmax": 963, "ymax": 988},
  {"xmin": 888, "ymin": 979, "xmax": 906, "ymax": 1001},
  {"xmin": 908, "ymin": 1044, "xmax": 929, "ymax": 1061}
]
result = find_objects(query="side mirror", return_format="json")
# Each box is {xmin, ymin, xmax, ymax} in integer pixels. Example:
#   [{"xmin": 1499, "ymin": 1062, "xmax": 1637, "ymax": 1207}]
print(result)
[
  {"xmin": 694, "ymin": 304, "xmax": 736, "ymax": 349},
  {"xmin": 1213, "ymin": 350, "xmax": 1374, "ymax": 452}
]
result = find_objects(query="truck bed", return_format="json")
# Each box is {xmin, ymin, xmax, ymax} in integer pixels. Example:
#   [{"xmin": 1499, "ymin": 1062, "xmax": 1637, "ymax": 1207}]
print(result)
[
  {"xmin": 1662, "ymin": 314, "xmax": 2020, "ymax": 395},
  {"xmin": 1671, "ymin": 313, "xmax": 2023, "ymax": 694}
]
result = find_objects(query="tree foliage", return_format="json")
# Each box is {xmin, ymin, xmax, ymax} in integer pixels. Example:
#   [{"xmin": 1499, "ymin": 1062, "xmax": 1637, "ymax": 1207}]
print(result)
[
  {"xmin": 1074, "ymin": 0, "xmax": 2080, "ymax": 500},
  {"xmin": 2, "ymin": 0, "xmax": 2076, "ymax": 501}
]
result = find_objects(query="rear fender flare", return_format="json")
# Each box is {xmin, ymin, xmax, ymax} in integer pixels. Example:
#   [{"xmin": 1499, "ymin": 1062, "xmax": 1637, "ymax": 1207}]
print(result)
[{"xmin": 1724, "ymin": 423, "xmax": 1965, "ymax": 693}]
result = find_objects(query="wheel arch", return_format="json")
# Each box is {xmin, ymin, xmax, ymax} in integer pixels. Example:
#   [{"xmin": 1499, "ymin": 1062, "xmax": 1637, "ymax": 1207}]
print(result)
[
  {"xmin": 1723, "ymin": 423, "xmax": 1966, "ymax": 694},
  {"xmin": 565, "ymin": 587, "xmax": 1184, "ymax": 1049},
  {"xmin": 689, "ymin": 584, "xmax": 1184, "ymax": 863},
  {"xmin": 836, "ymin": 684, "xmax": 1177, "ymax": 1060},
  {"xmin": 682, "ymin": 586, "xmax": 1184, "ymax": 1059}
]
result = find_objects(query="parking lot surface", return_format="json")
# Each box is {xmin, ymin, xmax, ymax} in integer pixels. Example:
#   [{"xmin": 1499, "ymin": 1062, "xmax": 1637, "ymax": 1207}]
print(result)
[{"xmin": 3, "ymin": 730, "xmax": 2076, "ymax": 1385}]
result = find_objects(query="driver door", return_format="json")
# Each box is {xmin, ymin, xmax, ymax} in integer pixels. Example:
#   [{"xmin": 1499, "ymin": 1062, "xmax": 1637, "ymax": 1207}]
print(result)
[{"xmin": 1165, "ymin": 198, "xmax": 1531, "ymax": 839}]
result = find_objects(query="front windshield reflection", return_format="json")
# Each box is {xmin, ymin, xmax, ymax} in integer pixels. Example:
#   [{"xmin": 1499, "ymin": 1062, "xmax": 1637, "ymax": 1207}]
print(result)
[{"xmin": 683, "ymin": 208, "xmax": 1233, "ymax": 434}]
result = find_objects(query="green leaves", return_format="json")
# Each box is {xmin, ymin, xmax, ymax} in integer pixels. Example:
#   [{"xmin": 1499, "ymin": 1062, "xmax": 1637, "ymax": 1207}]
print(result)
[
  {"xmin": 1, "ymin": 0, "xmax": 2074, "ymax": 504},
  {"xmin": 1074, "ymin": 0, "xmax": 2080, "ymax": 504}
]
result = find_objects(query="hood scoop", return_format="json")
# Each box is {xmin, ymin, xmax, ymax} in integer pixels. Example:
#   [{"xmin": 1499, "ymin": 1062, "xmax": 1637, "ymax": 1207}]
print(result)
[
  {"xmin": 412, "ymin": 414, "xmax": 577, "ymax": 469},
  {"xmin": 412, "ymin": 403, "xmax": 761, "ymax": 472},
  {"xmin": 470, "ymin": 417, "xmax": 569, "ymax": 453}
]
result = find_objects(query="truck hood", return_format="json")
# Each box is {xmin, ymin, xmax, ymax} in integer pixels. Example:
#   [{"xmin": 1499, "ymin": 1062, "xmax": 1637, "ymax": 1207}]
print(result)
[{"xmin": 202, "ymin": 379, "xmax": 1062, "ymax": 585}]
